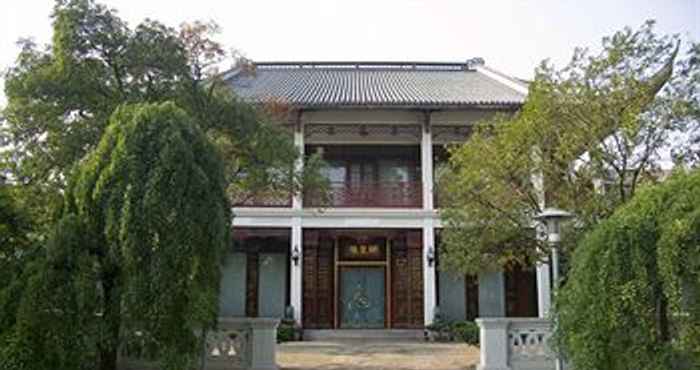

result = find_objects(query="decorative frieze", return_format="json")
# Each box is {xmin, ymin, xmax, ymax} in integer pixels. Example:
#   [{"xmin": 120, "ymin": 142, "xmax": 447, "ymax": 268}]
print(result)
[
  {"xmin": 431, "ymin": 125, "xmax": 473, "ymax": 144},
  {"xmin": 304, "ymin": 124, "xmax": 421, "ymax": 143}
]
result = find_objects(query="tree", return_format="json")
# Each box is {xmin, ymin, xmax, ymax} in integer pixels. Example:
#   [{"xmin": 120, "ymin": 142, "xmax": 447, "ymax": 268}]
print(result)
[
  {"xmin": 554, "ymin": 169, "xmax": 700, "ymax": 370},
  {"xmin": 1, "ymin": 0, "xmax": 316, "ymax": 222},
  {"xmin": 1, "ymin": 102, "xmax": 231, "ymax": 370},
  {"xmin": 1, "ymin": 1, "xmax": 325, "ymax": 368},
  {"xmin": 439, "ymin": 21, "xmax": 699, "ymax": 274}
]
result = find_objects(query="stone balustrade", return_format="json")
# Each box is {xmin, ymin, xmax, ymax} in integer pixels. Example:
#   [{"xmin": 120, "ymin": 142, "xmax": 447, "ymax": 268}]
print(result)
[
  {"xmin": 119, "ymin": 317, "xmax": 279, "ymax": 370},
  {"xmin": 476, "ymin": 318, "xmax": 559, "ymax": 370}
]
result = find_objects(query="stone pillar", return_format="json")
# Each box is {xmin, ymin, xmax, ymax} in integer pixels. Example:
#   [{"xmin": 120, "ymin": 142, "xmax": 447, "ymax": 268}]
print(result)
[
  {"xmin": 290, "ymin": 221, "xmax": 302, "ymax": 324},
  {"xmin": 248, "ymin": 318, "xmax": 280, "ymax": 370},
  {"xmin": 476, "ymin": 318, "xmax": 511, "ymax": 370},
  {"xmin": 478, "ymin": 271, "xmax": 506, "ymax": 317},
  {"xmin": 421, "ymin": 111, "xmax": 434, "ymax": 211},
  {"xmin": 423, "ymin": 221, "xmax": 437, "ymax": 325}
]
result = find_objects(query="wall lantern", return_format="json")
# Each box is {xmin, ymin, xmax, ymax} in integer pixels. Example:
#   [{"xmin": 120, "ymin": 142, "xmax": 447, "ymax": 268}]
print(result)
[
  {"xmin": 426, "ymin": 246, "xmax": 435, "ymax": 267},
  {"xmin": 291, "ymin": 246, "xmax": 301, "ymax": 266}
]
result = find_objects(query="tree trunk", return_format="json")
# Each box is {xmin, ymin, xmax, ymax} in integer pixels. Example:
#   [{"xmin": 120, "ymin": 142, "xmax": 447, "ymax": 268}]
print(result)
[
  {"xmin": 657, "ymin": 292, "xmax": 671, "ymax": 342},
  {"xmin": 98, "ymin": 274, "xmax": 121, "ymax": 370}
]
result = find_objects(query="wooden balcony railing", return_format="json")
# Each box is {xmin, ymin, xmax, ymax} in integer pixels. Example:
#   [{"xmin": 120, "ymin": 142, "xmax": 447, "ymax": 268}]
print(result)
[
  {"xmin": 231, "ymin": 191, "xmax": 292, "ymax": 208},
  {"xmin": 305, "ymin": 181, "xmax": 422, "ymax": 208}
]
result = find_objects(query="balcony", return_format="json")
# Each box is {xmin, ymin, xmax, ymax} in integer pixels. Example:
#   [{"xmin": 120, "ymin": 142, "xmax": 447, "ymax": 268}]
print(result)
[
  {"xmin": 232, "ymin": 190, "xmax": 292, "ymax": 208},
  {"xmin": 305, "ymin": 181, "xmax": 422, "ymax": 208}
]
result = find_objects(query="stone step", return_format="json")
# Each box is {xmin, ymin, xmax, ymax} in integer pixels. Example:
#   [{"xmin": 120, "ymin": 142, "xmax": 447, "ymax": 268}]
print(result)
[{"xmin": 303, "ymin": 329, "xmax": 425, "ymax": 341}]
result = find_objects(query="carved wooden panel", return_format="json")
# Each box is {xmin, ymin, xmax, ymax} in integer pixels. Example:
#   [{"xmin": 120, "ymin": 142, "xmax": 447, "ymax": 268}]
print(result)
[
  {"xmin": 302, "ymin": 231, "xmax": 335, "ymax": 328},
  {"xmin": 390, "ymin": 231, "xmax": 424, "ymax": 328},
  {"xmin": 316, "ymin": 236, "xmax": 335, "ymax": 327},
  {"xmin": 245, "ymin": 252, "xmax": 259, "ymax": 317}
]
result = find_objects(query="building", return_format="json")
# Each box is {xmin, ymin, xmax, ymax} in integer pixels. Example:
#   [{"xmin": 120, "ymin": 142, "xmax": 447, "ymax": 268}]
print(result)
[{"xmin": 219, "ymin": 60, "xmax": 545, "ymax": 332}]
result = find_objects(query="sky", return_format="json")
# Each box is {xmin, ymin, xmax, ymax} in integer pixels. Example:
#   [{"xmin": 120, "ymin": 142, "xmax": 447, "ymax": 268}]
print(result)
[{"xmin": 0, "ymin": 0, "xmax": 698, "ymax": 106}]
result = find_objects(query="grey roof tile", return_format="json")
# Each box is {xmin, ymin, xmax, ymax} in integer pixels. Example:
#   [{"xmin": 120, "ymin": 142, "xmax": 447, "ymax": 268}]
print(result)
[{"xmin": 225, "ymin": 62, "xmax": 526, "ymax": 108}]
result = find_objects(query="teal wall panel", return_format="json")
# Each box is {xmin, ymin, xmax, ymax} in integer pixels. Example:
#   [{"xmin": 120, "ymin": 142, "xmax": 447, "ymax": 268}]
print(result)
[
  {"xmin": 219, "ymin": 252, "xmax": 247, "ymax": 316},
  {"xmin": 258, "ymin": 253, "xmax": 287, "ymax": 318},
  {"xmin": 438, "ymin": 271, "xmax": 466, "ymax": 321},
  {"xmin": 478, "ymin": 271, "xmax": 505, "ymax": 317}
]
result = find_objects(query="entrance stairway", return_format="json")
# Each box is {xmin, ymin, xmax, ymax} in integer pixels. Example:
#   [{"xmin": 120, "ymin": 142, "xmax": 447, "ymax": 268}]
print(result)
[{"xmin": 303, "ymin": 329, "xmax": 425, "ymax": 341}]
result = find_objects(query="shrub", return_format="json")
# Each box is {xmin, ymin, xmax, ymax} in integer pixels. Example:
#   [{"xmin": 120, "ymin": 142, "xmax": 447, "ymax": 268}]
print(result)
[
  {"xmin": 451, "ymin": 321, "xmax": 479, "ymax": 345},
  {"xmin": 277, "ymin": 319, "xmax": 297, "ymax": 343}
]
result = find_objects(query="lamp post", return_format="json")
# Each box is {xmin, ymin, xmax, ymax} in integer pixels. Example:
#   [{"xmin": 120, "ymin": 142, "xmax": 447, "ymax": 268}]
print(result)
[{"xmin": 535, "ymin": 207, "xmax": 573, "ymax": 370}]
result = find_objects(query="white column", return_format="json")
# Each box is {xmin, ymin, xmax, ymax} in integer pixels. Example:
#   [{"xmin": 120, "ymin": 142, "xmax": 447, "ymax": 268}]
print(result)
[
  {"xmin": 421, "ymin": 113, "xmax": 434, "ymax": 211},
  {"xmin": 531, "ymin": 152, "xmax": 551, "ymax": 318},
  {"xmin": 536, "ymin": 261, "xmax": 551, "ymax": 318},
  {"xmin": 423, "ymin": 220, "xmax": 437, "ymax": 325},
  {"xmin": 290, "ymin": 220, "xmax": 302, "ymax": 324},
  {"xmin": 292, "ymin": 115, "xmax": 304, "ymax": 210},
  {"xmin": 290, "ymin": 112, "xmax": 304, "ymax": 324},
  {"xmin": 421, "ymin": 112, "xmax": 437, "ymax": 325}
]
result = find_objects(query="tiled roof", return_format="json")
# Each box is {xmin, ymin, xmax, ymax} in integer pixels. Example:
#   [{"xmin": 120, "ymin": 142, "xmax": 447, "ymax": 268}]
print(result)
[{"xmin": 225, "ymin": 61, "xmax": 527, "ymax": 108}]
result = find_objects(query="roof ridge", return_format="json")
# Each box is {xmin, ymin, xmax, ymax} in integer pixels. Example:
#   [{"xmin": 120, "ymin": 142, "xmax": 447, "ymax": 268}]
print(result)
[{"xmin": 253, "ymin": 61, "xmax": 476, "ymax": 71}]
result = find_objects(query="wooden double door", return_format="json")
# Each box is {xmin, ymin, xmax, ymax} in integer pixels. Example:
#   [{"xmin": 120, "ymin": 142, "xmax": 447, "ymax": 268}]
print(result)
[{"xmin": 302, "ymin": 229, "xmax": 424, "ymax": 329}]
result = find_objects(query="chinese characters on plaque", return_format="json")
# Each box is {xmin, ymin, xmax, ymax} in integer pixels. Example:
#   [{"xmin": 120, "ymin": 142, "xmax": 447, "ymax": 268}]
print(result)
[{"xmin": 339, "ymin": 238, "xmax": 387, "ymax": 261}]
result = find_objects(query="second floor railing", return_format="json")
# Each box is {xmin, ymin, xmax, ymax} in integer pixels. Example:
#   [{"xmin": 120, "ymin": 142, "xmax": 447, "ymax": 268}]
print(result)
[
  {"xmin": 231, "ymin": 191, "xmax": 292, "ymax": 208},
  {"xmin": 304, "ymin": 181, "xmax": 422, "ymax": 208}
]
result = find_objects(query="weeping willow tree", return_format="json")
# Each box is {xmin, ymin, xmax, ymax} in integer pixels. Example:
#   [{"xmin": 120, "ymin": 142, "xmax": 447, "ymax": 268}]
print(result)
[
  {"xmin": 555, "ymin": 169, "xmax": 700, "ymax": 370},
  {"xmin": 0, "ymin": 102, "xmax": 230, "ymax": 370}
]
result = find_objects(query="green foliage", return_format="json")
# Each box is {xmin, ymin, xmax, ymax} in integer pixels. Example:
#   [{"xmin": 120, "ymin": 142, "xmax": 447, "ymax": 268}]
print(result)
[
  {"xmin": 440, "ymin": 21, "xmax": 699, "ymax": 274},
  {"xmin": 1, "ymin": 102, "xmax": 231, "ymax": 370},
  {"xmin": 1, "ymin": 214, "xmax": 99, "ymax": 370},
  {"xmin": 276, "ymin": 319, "xmax": 297, "ymax": 343},
  {"xmin": 425, "ymin": 317, "xmax": 479, "ymax": 345},
  {"xmin": 0, "ymin": 186, "xmax": 32, "ymax": 256},
  {"xmin": 450, "ymin": 321, "xmax": 479, "ymax": 345},
  {"xmin": 2, "ymin": 0, "xmax": 317, "ymax": 217},
  {"xmin": 1, "ymin": 2, "xmax": 326, "ymax": 364},
  {"xmin": 554, "ymin": 169, "xmax": 700, "ymax": 370}
]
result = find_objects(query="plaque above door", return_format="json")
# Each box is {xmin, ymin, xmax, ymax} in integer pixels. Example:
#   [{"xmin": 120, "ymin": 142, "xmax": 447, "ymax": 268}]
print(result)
[{"xmin": 338, "ymin": 236, "xmax": 387, "ymax": 262}]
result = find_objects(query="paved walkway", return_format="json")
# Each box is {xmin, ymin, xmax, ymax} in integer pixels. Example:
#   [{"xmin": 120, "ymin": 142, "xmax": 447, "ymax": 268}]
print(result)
[{"xmin": 278, "ymin": 339, "xmax": 479, "ymax": 370}]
